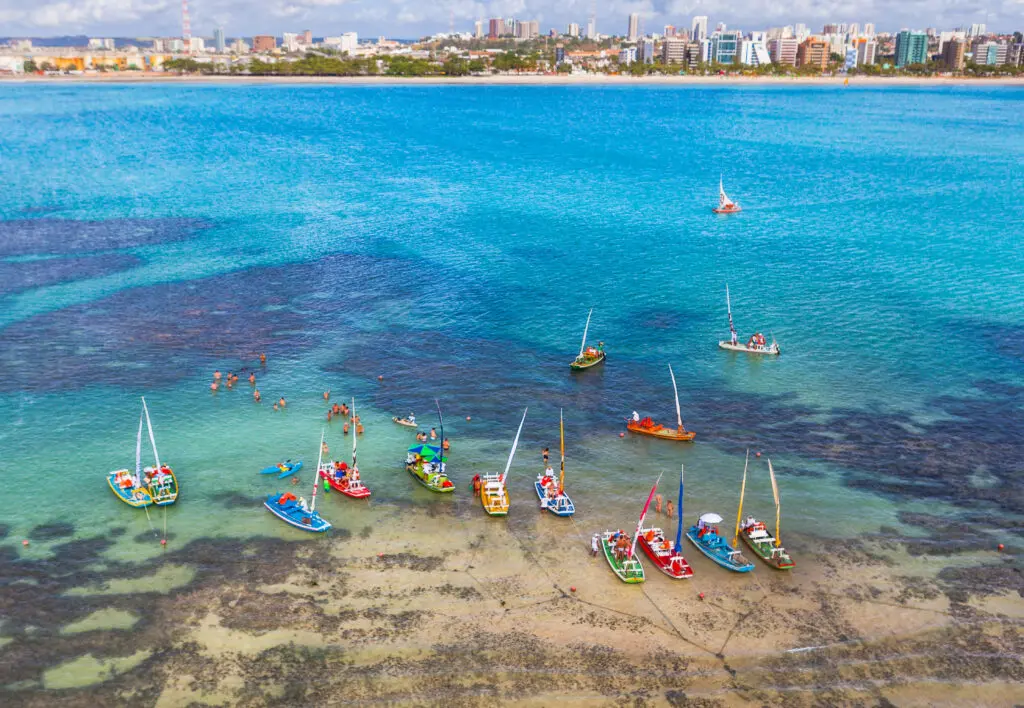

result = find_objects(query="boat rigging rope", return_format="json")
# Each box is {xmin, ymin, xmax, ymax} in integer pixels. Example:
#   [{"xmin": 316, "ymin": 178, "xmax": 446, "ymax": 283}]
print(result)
[{"xmin": 143, "ymin": 503, "xmax": 159, "ymax": 538}]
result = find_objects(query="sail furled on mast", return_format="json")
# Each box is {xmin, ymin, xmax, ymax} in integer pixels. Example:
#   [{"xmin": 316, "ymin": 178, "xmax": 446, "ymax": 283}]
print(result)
[
  {"xmin": 630, "ymin": 473, "xmax": 663, "ymax": 560},
  {"xmin": 558, "ymin": 409, "xmax": 565, "ymax": 495},
  {"xmin": 768, "ymin": 457, "xmax": 781, "ymax": 546},
  {"xmin": 733, "ymin": 449, "xmax": 749, "ymax": 548},
  {"xmin": 674, "ymin": 465, "xmax": 684, "ymax": 554},
  {"xmin": 578, "ymin": 308, "xmax": 593, "ymax": 358}
]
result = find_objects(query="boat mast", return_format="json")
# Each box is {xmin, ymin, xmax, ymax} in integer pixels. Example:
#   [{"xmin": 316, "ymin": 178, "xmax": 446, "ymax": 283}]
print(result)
[
  {"xmin": 733, "ymin": 449, "xmax": 749, "ymax": 548},
  {"xmin": 726, "ymin": 284, "xmax": 738, "ymax": 345},
  {"xmin": 141, "ymin": 397, "xmax": 162, "ymax": 471},
  {"xmin": 768, "ymin": 457, "xmax": 781, "ymax": 547},
  {"xmin": 351, "ymin": 397, "xmax": 357, "ymax": 470},
  {"xmin": 558, "ymin": 408, "xmax": 565, "ymax": 495},
  {"xmin": 668, "ymin": 364, "xmax": 683, "ymax": 429},
  {"xmin": 674, "ymin": 464, "xmax": 684, "ymax": 553},
  {"xmin": 435, "ymin": 399, "xmax": 444, "ymax": 469},
  {"xmin": 135, "ymin": 408, "xmax": 144, "ymax": 485},
  {"xmin": 501, "ymin": 408, "xmax": 528, "ymax": 484},
  {"xmin": 629, "ymin": 473, "xmax": 663, "ymax": 560},
  {"xmin": 311, "ymin": 429, "xmax": 324, "ymax": 512},
  {"xmin": 578, "ymin": 308, "xmax": 593, "ymax": 358}
]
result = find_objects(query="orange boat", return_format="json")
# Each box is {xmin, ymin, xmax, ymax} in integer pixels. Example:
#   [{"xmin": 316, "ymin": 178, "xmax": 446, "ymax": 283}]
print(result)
[
  {"xmin": 626, "ymin": 364, "xmax": 696, "ymax": 442},
  {"xmin": 712, "ymin": 177, "xmax": 742, "ymax": 214}
]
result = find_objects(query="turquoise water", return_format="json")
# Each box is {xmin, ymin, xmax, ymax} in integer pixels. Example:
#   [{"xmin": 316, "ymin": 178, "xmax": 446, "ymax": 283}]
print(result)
[{"xmin": 0, "ymin": 84, "xmax": 1022, "ymax": 563}]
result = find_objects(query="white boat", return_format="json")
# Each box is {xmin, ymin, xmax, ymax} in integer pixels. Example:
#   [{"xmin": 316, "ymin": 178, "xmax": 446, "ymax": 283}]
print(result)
[
  {"xmin": 712, "ymin": 177, "xmax": 741, "ymax": 214},
  {"xmin": 717, "ymin": 284, "xmax": 780, "ymax": 356}
]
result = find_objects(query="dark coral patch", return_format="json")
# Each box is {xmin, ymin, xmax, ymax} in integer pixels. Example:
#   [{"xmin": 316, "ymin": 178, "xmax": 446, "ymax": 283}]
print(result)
[
  {"xmin": 0, "ymin": 254, "xmax": 142, "ymax": 297},
  {"xmin": 0, "ymin": 217, "xmax": 211, "ymax": 257}
]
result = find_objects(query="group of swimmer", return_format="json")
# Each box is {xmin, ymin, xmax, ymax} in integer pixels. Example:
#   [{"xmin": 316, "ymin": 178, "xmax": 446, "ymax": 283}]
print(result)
[
  {"xmin": 324, "ymin": 393, "xmax": 364, "ymax": 435},
  {"xmin": 209, "ymin": 353, "xmax": 293, "ymax": 410}
]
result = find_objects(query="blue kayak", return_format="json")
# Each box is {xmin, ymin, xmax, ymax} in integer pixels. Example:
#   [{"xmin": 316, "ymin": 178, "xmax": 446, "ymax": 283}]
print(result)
[
  {"xmin": 259, "ymin": 460, "xmax": 303, "ymax": 478},
  {"xmin": 263, "ymin": 492, "xmax": 331, "ymax": 533},
  {"xmin": 686, "ymin": 525, "xmax": 755, "ymax": 573}
]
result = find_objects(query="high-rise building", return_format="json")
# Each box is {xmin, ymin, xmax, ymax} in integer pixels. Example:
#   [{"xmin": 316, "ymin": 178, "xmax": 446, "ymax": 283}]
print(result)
[
  {"xmin": 662, "ymin": 37, "xmax": 687, "ymax": 63},
  {"xmin": 768, "ymin": 38, "xmax": 799, "ymax": 65},
  {"xmin": 1009, "ymin": 43, "xmax": 1024, "ymax": 67},
  {"xmin": 627, "ymin": 13, "xmax": 640, "ymax": 41},
  {"xmin": 214, "ymin": 28, "xmax": 225, "ymax": 53},
  {"xmin": 794, "ymin": 23, "xmax": 808, "ymax": 39},
  {"xmin": 863, "ymin": 23, "xmax": 875, "ymax": 36},
  {"xmin": 474, "ymin": 20, "xmax": 483, "ymax": 39},
  {"xmin": 619, "ymin": 47, "xmax": 636, "ymax": 65},
  {"xmin": 282, "ymin": 32, "xmax": 299, "ymax": 52},
  {"xmin": 586, "ymin": 17, "xmax": 596, "ymax": 39},
  {"xmin": 488, "ymin": 18, "xmax": 505, "ymax": 39},
  {"xmin": 711, "ymin": 31, "xmax": 740, "ymax": 64},
  {"xmin": 555, "ymin": 45, "xmax": 566, "ymax": 64},
  {"xmin": 230, "ymin": 38, "xmax": 249, "ymax": 53},
  {"xmin": 638, "ymin": 37, "xmax": 655, "ymax": 63},
  {"xmin": 252, "ymin": 35, "xmax": 276, "ymax": 52},
  {"xmin": 796, "ymin": 37, "xmax": 829, "ymax": 68},
  {"xmin": 854, "ymin": 38, "xmax": 877, "ymax": 65},
  {"xmin": 848, "ymin": 23, "xmax": 860, "ymax": 37},
  {"xmin": 973, "ymin": 41, "xmax": 1008, "ymax": 65},
  {"xmin": 664, "ymin": 25, "xmax": 676, "ymax": 38},
  {"xmin": 88, "ymin": 38, "xmax": 116, "ymax": 50},
  {"xmin": 567, "ymin": 22, "xmax": 579, "ymax": 38},
  {"xmin": 941, "ymin": 38, "xmax": 965, "ymax": 69},
  {"xmin": 823, "ymin": 23, "xmax": 839, "ymax": 35},
  {"xmin": 691, "ymin": 16, "xmax": 708, "ymax": 42},
  {"xmin": 967, "ymin": 23, "xmax": 986, "ymax": 38},
  {"xmin": 894, "ymin": 30, "xmax": 928, "ymax": 67},
  {"xmin": 739, "ymin": 37, "xmax": 771, "ymax": 66},
  {"xmin": 301, "ymin": 30, "xmax": 312, "ymax": 45}
]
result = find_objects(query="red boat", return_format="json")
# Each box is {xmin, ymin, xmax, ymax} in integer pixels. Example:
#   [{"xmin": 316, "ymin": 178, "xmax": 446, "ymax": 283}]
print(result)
[
  {"xmin": 319, "ymin": 461, "xmax": 371, "ymax": 499},
  {"xmin": 712, "ymin": 178, "xmax": 742, "ymax": 214},
  {"xmin": 637, "ymin": 526, "xmax": 694, "ymax": 579}
]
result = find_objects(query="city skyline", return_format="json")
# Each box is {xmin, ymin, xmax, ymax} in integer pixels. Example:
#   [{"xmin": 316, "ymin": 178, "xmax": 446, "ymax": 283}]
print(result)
[{"xmin": 0, "ymin": 0, "xmax": 1021, "ymax": 38}]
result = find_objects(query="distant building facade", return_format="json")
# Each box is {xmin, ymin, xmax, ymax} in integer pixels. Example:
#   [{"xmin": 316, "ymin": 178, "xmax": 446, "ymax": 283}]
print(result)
[
  {"xmin": 768, "ymin": 38, "xmax": 799, "ymax": 66},
  {"xmin": 894, "ymin": 30, "xmax": 928, "ymax": 67},
  {"xmin": 796, "ymin": 37, "xmax": 829, "ymax": 68},
  {"xmin": 691, "ymin": 15, "xmax": 707, "ymax": 42},
  {"xmin": 252, "ymin": 35, "xmax": 276, "ymax": 52},
  {"xmin": 711, "ymin": 31, "xmax": 741, "ymax": 64},
  {"xmin": 627, "ymin": 13, "xmax": 640, "ymax": 42}
]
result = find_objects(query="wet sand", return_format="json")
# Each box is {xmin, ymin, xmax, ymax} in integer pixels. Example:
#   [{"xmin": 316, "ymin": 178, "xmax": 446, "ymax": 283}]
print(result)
[{"xmin": 2, "ymin": 496, "xmax": 1020, "ymax": 706}]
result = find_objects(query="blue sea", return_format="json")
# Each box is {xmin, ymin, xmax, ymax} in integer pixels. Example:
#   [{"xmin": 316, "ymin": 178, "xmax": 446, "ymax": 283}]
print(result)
[{"xmin": 0, "ymin": 82, "xmax": 1022, "ymax": 569}]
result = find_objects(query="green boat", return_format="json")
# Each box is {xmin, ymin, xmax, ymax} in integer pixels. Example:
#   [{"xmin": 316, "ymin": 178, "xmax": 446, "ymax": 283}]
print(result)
[
  {"xmin": 570, "ymin": 308, "xmax": 606, "ymax": 370},
  {"xmin": 739, "ymin": 457, "xmax": 795, "ymax": 570},
  {"xmin": 600, "ymin": 531, "xmax": 645, "ymax": 583},
  {"xmin": 405, "ymin": 444, "xmax": 455, "ymax": 493}
]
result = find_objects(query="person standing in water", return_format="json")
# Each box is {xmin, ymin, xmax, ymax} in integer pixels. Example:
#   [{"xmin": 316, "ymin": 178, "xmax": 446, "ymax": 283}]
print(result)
[
  {"xmin": 543, "ymin": 447, "xmax": 549, "ymax": 465},
  {"xmin": 278, "ymin": 397, "xmax": 286, "ymax": 408},
  {"xmin": 429, "ymin": 428, "xmax": 437, "ymax": 441},
  {"xmin": 254, "ymin": 389, "xmax": 261, "ymax": 402}
]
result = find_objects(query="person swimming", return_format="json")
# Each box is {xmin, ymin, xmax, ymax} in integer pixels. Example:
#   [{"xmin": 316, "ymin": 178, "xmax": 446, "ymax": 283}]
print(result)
[
  {"xmin": 254, "ymin": 389, "xmax": 261, "ymax": 402},
  {"xmin": 249, "ymin": 372, "xmax": 256, "ymax": 385},
  {"xmin": 278, "ymin": 397, "xmax": 286, "ymax": 408},
  {"xmin": 429, "ymin": 428, "xmax": 437, "ymax": 440}
]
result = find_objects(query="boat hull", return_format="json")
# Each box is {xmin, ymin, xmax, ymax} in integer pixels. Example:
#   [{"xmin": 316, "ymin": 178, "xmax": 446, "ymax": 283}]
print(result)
[
  {"xmin": 741, "ymin": 529, "xmax": 795, "ymax": 570},
  {"xmin": 534, "ymin": 480, "xmax": 575, "ymax": 517},
  {"xmin": 718, "ymin": 341, "xmax": 780, "ymax": 356},
  {"xmin": 392, "ymin": 417, "xmax": 417, "ymax": 428},
  {"xmin": 264, "ymin": 494, "xmax": 331, "ymax": 533},
  {"xmin": 570, "ymin": 352, "xmax": 606, "ymax": 370},
  {"xmin": 712, "ymin": 206, "xmax": 741, "ymax": 214},
  {"xmin": 407, "ymin": 463, "xmax": 455, "ymax": 493},
  {"xmin": 480, "ymin": 479, "xmax": 509, "ymax": 516},
  {"xmin": 600, "ymin": 533, "xmax": 645, "ymax": 584},
  {"xmin": 107, "ymin": 471, "xmax": 153, "ymax": 508},
  {"xmin": 148, "ymin": 467, "xmax": 179, "ymax": 506},
  {"xmin": 637, "ymin": 528, "xmax": 694, "ymax": 579},
  {"xmin": 319, "ymin": 468, "xmax": 371, "ymax": 499},
  {"xmin": 626, "ymin": 421, "xmax": 696, "ymax": 442},
  {"xmin": 685, "ymin": 528, "xmax": 755, "ymax": 572}
]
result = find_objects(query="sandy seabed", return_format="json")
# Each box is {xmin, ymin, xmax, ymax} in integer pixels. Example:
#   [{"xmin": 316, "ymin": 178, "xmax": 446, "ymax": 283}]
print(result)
[{"xmin": 4, "ymin": 495, "xmax": 1021, "ymax": 707}]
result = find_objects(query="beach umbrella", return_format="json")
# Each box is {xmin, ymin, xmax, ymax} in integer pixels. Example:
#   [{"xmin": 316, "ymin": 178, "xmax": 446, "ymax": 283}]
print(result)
[{"xmin": 699, "ymin": 512, "xmax": 723, "ymax": 524}]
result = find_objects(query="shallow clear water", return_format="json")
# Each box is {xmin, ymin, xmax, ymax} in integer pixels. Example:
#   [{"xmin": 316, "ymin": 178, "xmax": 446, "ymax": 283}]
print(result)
[{"xmin": 0, "ymin": 83, "xmax": 1022, "ymax": 561}]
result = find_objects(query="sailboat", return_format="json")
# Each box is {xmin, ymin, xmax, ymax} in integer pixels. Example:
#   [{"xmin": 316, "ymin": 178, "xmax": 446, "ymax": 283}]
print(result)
[
  {"xmin": 599, "ymin": 473, "xmax": 661, "ymax": 584},
  {"xmin": 685, "ymin": 451, "xmax": 755, "ymax": 572},
  {"xmin": 626, "ymin": 364, "xmax": 696, "ymax": 441},
  {"xmin": 480, "ymin": 408, "xmax": 527, "ymax": 516},
  {"xmin": 739, "ymin": 457, "xmax": 795, "ymax": 570},
  {"xmin": 637, "ymin": 465, "xmax": 694, "ymax": 579},
  {"xmin": 534, "ymin": 409, "xmax": 575, "ymax": 517},
  {"xmin": 405, "ymin": 401, "xmax": 455, "ymax": 492},
  {"xmin": 319, "ymin": 398, "xmax": 371, "ymax": 499},
  {"xmin": 570, "ymin": 308, "xmax": 606, "ymax": 370},
  {"xmin": 264, "ymin": 430, "xmax": 332, "ymax": 533},
  {"xmin": 107, "ymin": 398, "xmax": 177, "ymax": 508},
  {"xmin": 717, "ymin": 284, "xmax": 780, "ymax": 355},
  {"xmin": 712, "ymin": 177, "xmax": 742, "ymax": 214}
]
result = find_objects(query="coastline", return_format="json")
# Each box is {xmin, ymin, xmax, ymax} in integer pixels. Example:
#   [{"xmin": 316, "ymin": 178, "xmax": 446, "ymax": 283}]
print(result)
[{"xmin": 3, "ymin": 73, "xmax": 1024, "ymax": 87}]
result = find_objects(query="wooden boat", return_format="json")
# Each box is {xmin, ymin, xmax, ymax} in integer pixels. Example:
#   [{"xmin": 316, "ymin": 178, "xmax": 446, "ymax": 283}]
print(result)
[
  {"xmin": 481, "ymin": 408, "xmax": 527, "ymax": 516},
  {"xmin": 739, "ymin": 457, "xmax": 795, "ymax": 570},
  {"xmin": 600, "ymin": 473, "xmax": 661, "ymax": 584},
  {"xmin": 405, "ymin": 401, "xmax": 454, "ymax": 493},
  {"xmin": 534, "ymin": 409, "xmax": 575, "ymax": 517},
  {"xmin": 638, "ymin": 465, "xmax": 694, "ymax": 579},
  {"xmin": 319, "ymin": 398, "xmax": 371, "ymax": 499},
  {"xmin": 626, "ymin": 364, "xmax": 696, "ymax": 442},
  {"xmin": 392, "ymin": 416, "xmax": 417, "ymax": 428},
  {"xmin": 107, "ymin": 398, "xmax": 177, "ymax": 508},
  {"xmin": 686, "ymin": 452, "xmax": 755, "ymax": 572},
  {"xmin": 570, "ymin": 308, "xmax": 606, "ymax": 370},
  {"xmin": 712, "ymin": 177, "xmax": 741, "ymax": 214},
  {"xmin": 718, "ymin": 284, "xmax": 780, "ymax": 355},
  {"xmin": 264, "ymin": 431, "xmax": 331, "ymax": 533}
]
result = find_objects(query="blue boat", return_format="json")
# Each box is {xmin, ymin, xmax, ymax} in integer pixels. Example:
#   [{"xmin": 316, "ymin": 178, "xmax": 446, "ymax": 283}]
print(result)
[
  {"xmin": 685, "ymin": 512, "xmax": 755, "ymax": 573},
  {"xmin": 264, "ymin": 493, "xmax": 331, "ymax": 532},
  {"xmin": 535, "ymin": 409, "xmax": 575, "ymax": 517},
  {"xmin": 259, "ymin": 460, "xmax": 302, "ymax": 477}
]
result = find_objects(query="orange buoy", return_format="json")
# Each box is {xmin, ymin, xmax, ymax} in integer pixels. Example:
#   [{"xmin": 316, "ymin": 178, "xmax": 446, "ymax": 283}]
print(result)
[
  {"xmin": 698, "ymin": 592, "xmax": 705, "ymax": 600},
  {"xmin": 997, "ymin": 544, "xmax": 1005, "ymax": 551},
  {"xmin": 22, "ymin": 540, "xmax": 29, "ymax": 547},
  {"xmin": 378, "ymin": 375, "xmax": 383, "ymax": 381},
  {"xmin": 755, "ymin": 451, "xmax": 761, "ymax": 458},
  {"xmin": 378, "ymin": 552, "xmax": 384, "ymax": 558},
  {"xmin": 466, "ymin": 416, "xmax": 471, "ymax": 421},
  {"xmin": 160, "ymin": 539, "xmax": 167, "ymax": 546},
  {"xmin": 570, "ymin": 586, "xmax": 576, "ymax": 593},
  {"xmin": 619, "ymin": 432, "xmax": 625, "ymax": 438}
]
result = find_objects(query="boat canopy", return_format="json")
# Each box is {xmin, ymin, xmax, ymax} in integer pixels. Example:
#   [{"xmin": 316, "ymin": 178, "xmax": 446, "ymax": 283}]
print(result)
[
  {"xmin": 407, "ymin": 444, "xmax": 444, "ymax": 461},
  {"xmin": 699, "ymin": 512, "xmax": 724, "ymax": 524}
]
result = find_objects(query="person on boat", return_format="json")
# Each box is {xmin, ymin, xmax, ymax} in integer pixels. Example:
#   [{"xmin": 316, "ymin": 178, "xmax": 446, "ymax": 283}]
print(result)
[
  {"xmin": 408, "ymin": 413, "xmax": 416, "ymax": 425},
  {"xmin": 632, "ymin": 411, "xmax": 640, "ymax": 423},
  {"xmin": 429, "ymin": 428, "xmax": 437, "ymax": 440},
  {"xmin": 298, "ymin": 497, "xmax": 309, "ymax": 512},
  {"xmin": 615, "ymin": 534, "xmax": 630, "ymax": 561},
  {"xmin": 597, "ymin": 341, "xmax": 604, "ymax": 352},
  {"xmin": 349, "ymin": 465, "xmax": 359, "ymax": 481},
  {"xmin": 254, "ymin": 389, "xmax": 261, "ymax": 402}
]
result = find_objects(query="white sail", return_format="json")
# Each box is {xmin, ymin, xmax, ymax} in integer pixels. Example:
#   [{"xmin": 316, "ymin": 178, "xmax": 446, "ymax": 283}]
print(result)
[
  {"xmin": 312, "ymin": 429, "xmax": 324, "ymax": 512},
  {"xmin": 578, "ymin": 308, "xmax": 593, "ymax": 358},
  {"xmin": 668, "ymin": 364, "xmax": 682, "ymax": 428},
  {"xmin": 768, "ymin": 457, "xmax": 781, "ymax": 546},
  {"xmin": 725, "ymin": 284, "xmax": 738, "ymax": 344},
  {"xmin": 501, "ymin": 408, "xmax": 528, "ymax": 484},
  {"xmin": 351, "ymin": 397, "xmax": 357, "ymax": 468},
  {"xmin": 719, "ymin": 177, "xmax": 733, "ymax": 208},
  {"xmin": 141, "ymin": 397, "xmax": 162, "ymax": 470}
]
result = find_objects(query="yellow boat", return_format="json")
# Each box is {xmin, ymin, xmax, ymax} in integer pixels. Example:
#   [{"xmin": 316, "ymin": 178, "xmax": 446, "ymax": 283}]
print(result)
[{"xmin": 480, "ymin": 408, "xmax": 527, "ymax": 517}]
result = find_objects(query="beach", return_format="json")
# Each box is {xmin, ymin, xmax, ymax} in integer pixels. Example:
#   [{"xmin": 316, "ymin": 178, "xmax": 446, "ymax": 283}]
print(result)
[{"xmin": 0, "ymin": 82, "xmax": 1021, "ymax": 706}]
